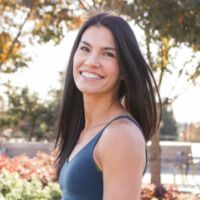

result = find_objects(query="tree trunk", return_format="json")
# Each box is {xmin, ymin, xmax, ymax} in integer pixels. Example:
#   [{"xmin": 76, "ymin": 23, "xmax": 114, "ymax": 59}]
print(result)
[
  {"xmin": 28, "ymin": 121, "xmax": 35, "ymax": 141},
  {"xmin": 150, "ymin": 128, "xmax": 161, "ymax": 184}
]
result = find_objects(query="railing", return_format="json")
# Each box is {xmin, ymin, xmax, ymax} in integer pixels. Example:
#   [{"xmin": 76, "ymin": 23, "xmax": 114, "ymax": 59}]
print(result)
[{"xmin": 160, "ymin": 151, "xmax": 200, "ymax": 186}]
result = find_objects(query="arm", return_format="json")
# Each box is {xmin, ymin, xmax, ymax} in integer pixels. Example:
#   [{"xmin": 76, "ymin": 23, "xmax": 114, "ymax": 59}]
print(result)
[{"xmin": 98, "ymin": 120, "xmax": 146, "ymax": 200}]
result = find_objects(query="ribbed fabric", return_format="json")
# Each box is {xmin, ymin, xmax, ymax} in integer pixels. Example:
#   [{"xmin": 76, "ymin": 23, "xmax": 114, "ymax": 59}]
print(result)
[{"xmin": 59, "ymin": 115, "xmax": 146, "ymax": 200}]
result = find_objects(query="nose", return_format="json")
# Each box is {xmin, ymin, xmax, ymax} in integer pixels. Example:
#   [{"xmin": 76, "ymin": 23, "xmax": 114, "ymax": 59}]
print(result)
[{"xmin": 84, "ymin": 53, "xmax": 100, "ymax": 68}]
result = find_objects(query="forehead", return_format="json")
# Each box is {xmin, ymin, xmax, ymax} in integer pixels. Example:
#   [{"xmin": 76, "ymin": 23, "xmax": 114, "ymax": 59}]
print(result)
[{"xmin": 80, "ymin": 25, "xmax": 116, "ymax": 48}]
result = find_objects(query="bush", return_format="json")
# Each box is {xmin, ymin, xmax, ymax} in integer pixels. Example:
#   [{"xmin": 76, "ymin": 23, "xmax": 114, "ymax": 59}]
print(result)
[
  {"xmin": 0, "ymin": 152, "xmax": 57, "ymax": 185},
  {"xmin": 0, "ymin": 169, "xmax": 61, "ymax": 200},
  {"xmin": 0, "ymin": 152, "xmax": 61, "ymax": 200},
  {"xmin": 141, "ymin": 184, "xmax": 200, "ymax": 200},
  {"xmin": 141, "ymin": 184, "xmax": 177, "ymax": 200}
]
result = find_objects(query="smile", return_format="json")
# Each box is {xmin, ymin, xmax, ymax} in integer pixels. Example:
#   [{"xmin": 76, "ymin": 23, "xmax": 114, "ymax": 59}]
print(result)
[{"xmin": 80, "ymin": 71, "xmax": 102, "ymax": 80}]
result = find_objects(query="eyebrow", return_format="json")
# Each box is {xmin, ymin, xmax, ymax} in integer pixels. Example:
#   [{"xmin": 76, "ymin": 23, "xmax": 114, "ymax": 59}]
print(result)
[{"xmin": 80, "ymin": 41, "xmax": 116, "ymax": 51}]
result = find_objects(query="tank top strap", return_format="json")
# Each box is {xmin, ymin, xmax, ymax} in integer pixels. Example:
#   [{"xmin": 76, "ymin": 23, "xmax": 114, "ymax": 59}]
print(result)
[
  {"xmin": 92, "ymin": 115, "xmax": 144, "ymax": 149},
  {"xmin": 102, "ymin": 115, "xmax": 142, "ymax": 133}
]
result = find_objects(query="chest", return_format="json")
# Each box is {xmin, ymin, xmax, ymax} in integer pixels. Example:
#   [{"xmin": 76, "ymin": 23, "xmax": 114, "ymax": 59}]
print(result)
[{"xmin": 59, "ymin": 137, "xmax": 103, "ymax": 199}]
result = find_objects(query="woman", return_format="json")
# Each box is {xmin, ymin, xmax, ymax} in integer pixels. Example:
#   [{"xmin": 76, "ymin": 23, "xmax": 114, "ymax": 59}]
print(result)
[{"xmin": 55, "ymin": 12, "xmax": 161, "ymax": 200}]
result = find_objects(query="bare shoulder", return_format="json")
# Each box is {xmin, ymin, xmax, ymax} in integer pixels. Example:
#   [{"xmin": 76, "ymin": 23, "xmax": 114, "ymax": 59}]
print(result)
[
  {"xmin": 101, "ymin": 118, "xmax": 145, "ymax": 151},
  {"xmin": 97, "ymin": 117, "xmax": 146, "ymax": 171}
]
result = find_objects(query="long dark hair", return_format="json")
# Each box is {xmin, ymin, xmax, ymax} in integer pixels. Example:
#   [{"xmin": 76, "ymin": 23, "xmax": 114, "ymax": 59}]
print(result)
[{"xmin": 55, "ymin": 12, "xmax": 161, "ymax": 176}]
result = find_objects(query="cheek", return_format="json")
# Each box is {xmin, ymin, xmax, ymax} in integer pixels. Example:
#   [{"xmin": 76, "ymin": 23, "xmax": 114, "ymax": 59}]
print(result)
[{"xmin": 109, "ymin": 62, "xmax": 120, "ymax": 78}]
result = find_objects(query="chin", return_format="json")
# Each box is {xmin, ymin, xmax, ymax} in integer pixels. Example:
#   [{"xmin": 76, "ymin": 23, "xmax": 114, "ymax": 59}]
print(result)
[{"xmin": 78, "ymin": 88, "xmax": 101, "ymax": 95}]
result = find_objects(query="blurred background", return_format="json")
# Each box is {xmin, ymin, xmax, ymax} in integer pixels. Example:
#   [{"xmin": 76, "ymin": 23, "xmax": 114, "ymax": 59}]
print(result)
[{"xmin": 0, "ymin": 0, "xmax": 200, "ymax": 198}]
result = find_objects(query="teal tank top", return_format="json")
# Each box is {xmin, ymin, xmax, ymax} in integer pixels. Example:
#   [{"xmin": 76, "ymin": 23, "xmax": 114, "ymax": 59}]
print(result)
[{"xmin": 59, "ymin": 115, "xmax": 146, "ymax": 200}]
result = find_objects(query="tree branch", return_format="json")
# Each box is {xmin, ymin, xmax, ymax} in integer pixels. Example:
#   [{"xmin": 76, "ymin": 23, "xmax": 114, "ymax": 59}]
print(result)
[
  {"xmin": 162, "ymin": 63, "xmax": 200, "ymax": 106},
  {"xmin": 158, "ymin": 37, "xmax": 170, "ymax": 89},
  {"xmin": 78, "ymin": 0, "xmax": 91, "ymax": 11},
  {"xmin": 145, "ymin": 28, "xmax": 154, "ymax": 70},
  {"xmin": 0, "ymin": 8, "xmax": 32, "ymax": 72}
]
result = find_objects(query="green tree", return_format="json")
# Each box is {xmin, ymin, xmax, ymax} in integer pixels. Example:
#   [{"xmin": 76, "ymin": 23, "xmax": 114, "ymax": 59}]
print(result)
[
  {"xmin": 102, "ymin": 0, "xmax": 200, "ymax": 49},
  {"xmin": 160, "ymin": 107, "xmax": 178, "ymax": 141},
  {"xmin": 0, "ymin": 84, "xmax": 58, "ymax": 140}
]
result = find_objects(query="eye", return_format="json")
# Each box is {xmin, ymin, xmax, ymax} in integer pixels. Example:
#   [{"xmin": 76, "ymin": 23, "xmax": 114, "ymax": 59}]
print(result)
[
  {"xmin": 79, "ymin": 45, "xmax": 90, "ymax": 52},
  {"xmin": 103, "ymin": 51, "xmax": 115, "ymax": 58}
]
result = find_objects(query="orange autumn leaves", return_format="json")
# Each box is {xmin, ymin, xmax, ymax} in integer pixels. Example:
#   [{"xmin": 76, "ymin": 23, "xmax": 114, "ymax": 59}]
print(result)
[{"xmin": 0, "ymin": 32, "xmax": 22, "ymax": 64}]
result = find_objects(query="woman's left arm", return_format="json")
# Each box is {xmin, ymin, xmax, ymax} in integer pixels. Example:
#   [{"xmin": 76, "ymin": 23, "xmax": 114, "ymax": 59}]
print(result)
[{"xmin": 99, "ymin": 122, "xmax": 146, "ymax": 200}]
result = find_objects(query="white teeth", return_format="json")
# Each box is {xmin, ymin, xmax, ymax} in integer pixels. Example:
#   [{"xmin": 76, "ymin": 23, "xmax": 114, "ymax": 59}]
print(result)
[{"xmin": 81, "ymin": 71, "xmax": 101, "ymax": 80}]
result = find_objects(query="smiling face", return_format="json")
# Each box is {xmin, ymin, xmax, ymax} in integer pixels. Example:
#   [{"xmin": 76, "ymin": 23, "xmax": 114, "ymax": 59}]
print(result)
[{"xmin": 73, "ymin": 25, "xmax": 121, "ymax": 98}]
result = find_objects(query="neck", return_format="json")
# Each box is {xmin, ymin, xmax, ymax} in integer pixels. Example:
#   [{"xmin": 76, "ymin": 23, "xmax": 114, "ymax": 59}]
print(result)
[{"xmin": 82, "ymin": 93, "xmax": 127, "ymax": 130}]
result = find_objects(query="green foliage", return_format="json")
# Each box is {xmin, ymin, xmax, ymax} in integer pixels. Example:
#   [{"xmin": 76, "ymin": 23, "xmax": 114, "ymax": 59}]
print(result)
[
  {"xmin": 0, "ymin": 170, "xmax": 61, "ymax": 200},
  {"xmin": 160, "ymin": 107, "xmax": 178, "ymax": 141},
  {"xmin": 105, "ymin": 0, "xmax": 200, "ymax": 50},
  {"xmin": 0, "ymin": 84, "xmax": 58, "ymax": 140}
]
